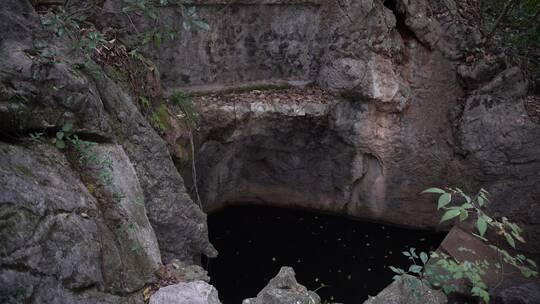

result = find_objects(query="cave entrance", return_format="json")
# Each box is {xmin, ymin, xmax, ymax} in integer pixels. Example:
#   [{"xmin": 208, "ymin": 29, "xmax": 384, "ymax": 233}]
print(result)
[{"xmin": 202, "ymin": 205, "xmax": 446, "ymax": 304}]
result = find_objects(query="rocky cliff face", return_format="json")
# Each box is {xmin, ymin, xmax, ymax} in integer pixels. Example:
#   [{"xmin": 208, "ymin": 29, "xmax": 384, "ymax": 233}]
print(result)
[
  {"xmin": 0, "ymin": 1, "xmax": 215, "ymax": 303},
  {"xmin": 1, "ymin": 0, "xmax": 539, "ymax": 303},
  {"xmin": 172, "ymin": 0, "xmax": 539, "ymax": 258},
  {"xmin": 163, "ymin": 0, "xmax": 460, "ymax": 222}
]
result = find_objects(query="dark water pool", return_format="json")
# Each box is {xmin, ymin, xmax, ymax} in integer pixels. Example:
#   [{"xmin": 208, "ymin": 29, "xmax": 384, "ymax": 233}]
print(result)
[{"xmin": 203, "ymin": 205, "xmax": 446, "ymax": 304}]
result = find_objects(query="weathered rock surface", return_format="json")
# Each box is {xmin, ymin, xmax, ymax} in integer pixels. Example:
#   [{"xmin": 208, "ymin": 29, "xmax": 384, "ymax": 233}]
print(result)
[
  {"xmin": 155, "ymin": 259, "xmax": 210, "ymax": 283},
  {"xmin": 242, "ymin": 267, "xmax": 321, "ymax": 304},
  {"xmin": 493, "ymin": 281, "xmax": 540, "ymax": 304},
  {"xmin": 149, "ymin": 281, "xmax": 221, "ymax": 304},
  {"xmin": 166, "ymin": 0, "xmax": 486, "ymax": 232},
  {"xmin": 363, "ymin": 274, "xmax": 446, "ymax": 304},
  {"xmin": 174, "ymin": 0, "xmax": 540, "ymax": 248},
  {"xmin": 0, "ymin": 143, "xmax": 158, "ymax": 303},
  {"xmin": 0, "ymin": 1, "xmax": 110, "ymax": 138},
  {"xmin": 92, "ymin": 75, "xmax": 217, "ymax": 263},
  {"xmin": 456, "ymin": 66, "xmax": 540, "ymax": 261},
  {"xmin": 0, "ymin": 0, "xmax": 215, "ymax": 302},
  {"xmin": 190, "ymin": 67, "xmax": 465, "ymax": 229},
  {"xmin": 59, "ymin": 0, "xmax": 535, "ymax": 243},
  {"xmin": 2, "ymin": 0, "xmax": 540, "ymax": 302}
]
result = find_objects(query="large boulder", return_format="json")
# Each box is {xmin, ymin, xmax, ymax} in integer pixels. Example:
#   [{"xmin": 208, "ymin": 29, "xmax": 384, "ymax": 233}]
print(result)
[
  {"xmin": 92, "ymin": 74, "xmax": 217, "ymax": 263},
  {"xmin": 149, "ymin": 281, "xmax": 221, "ymax": 304},
  {"xmin": 0, "ymin": 143, "xmax": 160, "ymax": 303},
  {"xmin": 364, "ymin": 275, "xmax": 446, "ymax": 304},
  {"xmin": 242, "ymin": 267, "xmax": 321, "ymax": 304},
  {"xmin": 456, "ymin": 67, "xmax": 540, "ymax": 260}
]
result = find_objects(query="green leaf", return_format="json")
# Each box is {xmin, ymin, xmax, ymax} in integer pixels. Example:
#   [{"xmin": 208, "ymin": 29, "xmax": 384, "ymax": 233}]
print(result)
[
  {"xmin": 409, "ymin": 265, "xmax": 423, "ymax": 274},
  {"xmin": 420, "ymin": 252, "xmax": 428, "ymax": 264},
  {"xmin": 478, "ymin": 196, "xmax": 486, "ymax": 207},
  {"xmin": 56, "ymin": 131, "xmax": 64, "ymax": 140},
  {"xmin": 438, "ymin": 193, "xmax": 452, "ymax": 209},
  {"xmin": 442, "ymin": 284, "xmax": 458, "ymax": 294},
  {"xmin": 389, "ymin": 266, "xmax": 404, "ymax": 274},
  {"xmin": 471, "ymin": 286, "xmax": 490, "ymax": 303},
  {"xmin": 440, "ymin": 209, "xmax": 461, "ymax": 223},
  {"xmin": 505, "ymin": 233, "xmax": 516, "ymax": 248},
  {"xmin": 527, "ymin": 258, "xmax": 537, "ymax": 268},
  {"xmin": 459, "ymin": 209, "xmax": 469, "ymax": 221},
  {"xmin": 461, "ymin": 203, "xmax": 473, "ymax": 209},
  {"xmin": 62, "ymin": 123, "xmax": 73, "ymax": 132},
  {"xmin": 422, "ymin": 187, "xmax": 446, "ymax": 194},
  {"xmin": 477, "ymin": 217, "xmax": 487, "ymax": 237},
  {"xmin": 410, "ymin": 248, "xmax": 418, "ymax": 258},
  {"xmin": 55, "ymin": 139, "xmax": 66, "ymax": 149}
]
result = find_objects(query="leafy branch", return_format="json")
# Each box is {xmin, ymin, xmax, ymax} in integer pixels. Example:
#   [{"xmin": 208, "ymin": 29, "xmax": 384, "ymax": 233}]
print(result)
[{"xmin": 389, "ymin": 187, "xmax": 538, "ymax": 303}]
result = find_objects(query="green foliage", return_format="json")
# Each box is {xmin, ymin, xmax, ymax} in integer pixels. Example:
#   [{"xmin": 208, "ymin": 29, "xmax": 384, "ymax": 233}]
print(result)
[
  {"xmin": 483, "ymin": 0, "xmax": 540, "ymax": 76},
  {"xmin": 429, "ymin": 251, "xmax": 490, "ymax": 303},
  {"xmin": 41, "ymin": 6, "xmax": 104, "ymax": 56},
  {"xmin": 426, "ymin": 187, "xmax": 531, "ymax": 251},
  {"xmin": 29, "ymin": 132, "xmax": 44, "ymax": 143},
  {"xmin": 108, "ymin": 66, "xmax": 130, "ymax": 86},
  {"xmin": 51, "ymin": 123, "xmax": 74, "ymax": 149},
  {"xmin": 150, "ymin": 103, "xmax": 171, "ymax": 131},
  {"xmin": 181, "ymin": 6, "xmax": 210, "ymax": 31},
  {"xmin": 128, "ymin": 49, "xmax": 157, "ymax": 71},
  {"xmin": 41, "ymin": 6, "xmax": 106, "ymax": 78},
  {"xmin": 389, "ymin": 247, "xmax": 432, "ymax": 302},
  {"xmin": 122, "ymin": 0, "xmax": 209, "ymax": 48},
  {"xmin": 83, "ymin": 31, "xmax": 107, "ymax": 54},
  {"xmin": 170, "ymin": 90, "xmax": 198, "ymax": 128},
  {"xmin": 389, "ymin": 187, "xmax": 538, "ymax": 303},
  {"xmin": 42, "ymin": 7, "xmax": 82, "ymax": 38},
  {"xmin": 48, "ymin": 124, "xmax": 118, "ymax": 195}
]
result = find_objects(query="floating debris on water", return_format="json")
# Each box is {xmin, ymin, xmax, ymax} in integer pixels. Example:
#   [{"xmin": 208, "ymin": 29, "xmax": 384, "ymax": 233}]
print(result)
[{"xmin": 204, "ymin": 205, "xmax": 446, "ymax": 304}]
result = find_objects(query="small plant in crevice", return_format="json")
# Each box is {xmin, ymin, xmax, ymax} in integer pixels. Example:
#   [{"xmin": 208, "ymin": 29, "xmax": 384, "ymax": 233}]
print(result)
[
  {"xmin": 41, "ymin": 6, "xmax": 106, "ymax": 60},
  {"xmin": 29, "ymin": 132, "xmax": 44, "ymax": 143},
  {"xmin": 429, "ymin": 249, "xmax": 490, "ymax": 299},
  {"xmin": 150, "ymin": 103, "xmax": 171, "ymax": 132},
  {"xmin": 171, "ymin": 90, "xmax": 198, "ymax": 128},
  {"xmin": 388, "ymin": 247, "xmax": 433, "ymax": 301},
  {"xmin": 50, "ymin": 123, "xmax": 122, "ymax": 200},
  {"xmin": 51, "ymin": 123, "xmax": 74, "ymax": 149},
  {"xmin": 42, "ymin": 7, "xmax": 82, "ymax": 39},
  {"xmin": 169, "ymin": 90, "xmax": 203, "ymax": 208},
  {"xmin": 388, "ymin": 187, "xmax": 538, "ymax": 303}
]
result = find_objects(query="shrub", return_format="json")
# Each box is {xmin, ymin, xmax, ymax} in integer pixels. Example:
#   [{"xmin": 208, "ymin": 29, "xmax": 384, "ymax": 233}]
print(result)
[{"xmin": 389, "ymin": 187, "xmax": 538, "ymax": 303}]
